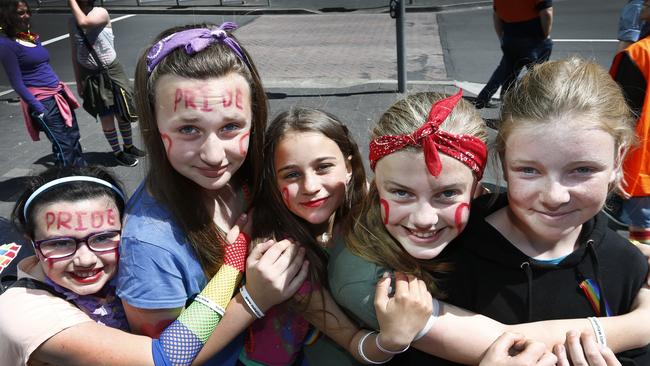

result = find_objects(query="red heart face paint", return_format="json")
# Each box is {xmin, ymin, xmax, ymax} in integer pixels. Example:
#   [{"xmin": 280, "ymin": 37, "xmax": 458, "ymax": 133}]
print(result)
[
  {"xmin": 380, "ymin": 198, "xmax": 390, "ymax": 225},
  {"xmin": 239, "ymin": 131, "xmax": 250, "ymax": 156},
  {"xmin": 454, "ymin": 202, "xmax": 470, "ymax": 233}
]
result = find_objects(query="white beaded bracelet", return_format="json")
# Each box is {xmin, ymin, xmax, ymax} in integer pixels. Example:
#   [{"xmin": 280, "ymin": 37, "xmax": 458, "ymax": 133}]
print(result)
[
  {"xmin": 375, "ymin": 333, "xmax": 409, "ymax": 354},
  {"xmin": 240, "ymin": 285, "xmax": 265, "ymax": 319},
  {"xmin": 413, "ymin": 298, "xmax": 441, "ymax": 341},
  {"xmin": 588, "ymin": 317, "xmax": 607, "ymax": 346},
  {"xmin": 358, "ymin": 331, "xmax": 393, "ymax": 364}
]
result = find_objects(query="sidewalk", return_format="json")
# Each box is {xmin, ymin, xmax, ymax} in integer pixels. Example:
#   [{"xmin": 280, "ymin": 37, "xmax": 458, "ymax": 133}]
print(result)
[
  {"xmin": 0, "ymin": 4, "xmax": 500, "ymax": 254},
  {"xmin": 30, "ymin": 0, "xmax": 491, "ymax": 14}
]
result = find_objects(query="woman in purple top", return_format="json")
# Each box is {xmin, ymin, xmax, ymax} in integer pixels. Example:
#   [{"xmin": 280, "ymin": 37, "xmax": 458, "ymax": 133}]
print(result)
[{"xmin": 0, "ymin": 0, "xmax": 85, "ymax": 167}]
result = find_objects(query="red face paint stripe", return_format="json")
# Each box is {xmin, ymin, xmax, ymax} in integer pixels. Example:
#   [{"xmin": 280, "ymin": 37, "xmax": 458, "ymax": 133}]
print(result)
[
  {"xmin": 380, "ymin": 198, "xmax": 390, "ymax": 225},
  {"xmin": 282, "ymin": 187, "xmax": 290, "ymax": 209},
  {"xmin": 454, "ymin": 203, "xmax": 470, "ymax": 233},
  {"xmin": 160, "ymin": 133, "xmax": 173, "ymax": 155},
  {"xmin": 239, "ymin": 131, "xmax": 250, "ymax": 156}
]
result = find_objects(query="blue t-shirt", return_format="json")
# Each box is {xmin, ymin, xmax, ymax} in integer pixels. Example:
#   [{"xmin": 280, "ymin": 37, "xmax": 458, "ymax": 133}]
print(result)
[{"xmin": 117, "ymin": 182, "xmax": 242, "ymax": 365}]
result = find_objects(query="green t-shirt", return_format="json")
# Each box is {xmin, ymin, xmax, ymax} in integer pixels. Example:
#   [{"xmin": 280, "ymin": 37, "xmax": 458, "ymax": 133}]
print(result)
[{"xmin": 328, "ymin": 240, "xmax": 390, "ymax": 331}]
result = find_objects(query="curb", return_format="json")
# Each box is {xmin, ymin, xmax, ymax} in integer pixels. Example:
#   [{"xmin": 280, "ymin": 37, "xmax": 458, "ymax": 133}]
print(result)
[{"xmin": 32, "ymin": 1, "xmax": 491, "ymax": 15}]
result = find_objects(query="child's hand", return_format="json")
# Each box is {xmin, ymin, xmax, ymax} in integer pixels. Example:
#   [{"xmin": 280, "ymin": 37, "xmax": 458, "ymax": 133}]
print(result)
[
  {"xmin": 244, "ymin": 239, "xmax": 309, "ymax": 313},
  {"xmin": 554, "ymin": 331, "xmax": 621, "ymax": 366},
  {"xmin": 226, "ymin": 211, "xmax": 253, "ymax": 245},
  {"xmin": 373, "ymin": 271, "xmax": 433, "ymax": 351},
  {"xmin": 479, "ymin": 332, "xmax": 556, "ymax": 366}
]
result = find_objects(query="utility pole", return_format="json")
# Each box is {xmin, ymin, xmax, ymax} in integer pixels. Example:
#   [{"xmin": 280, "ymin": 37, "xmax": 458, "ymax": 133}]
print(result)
[{"xmin": 390, "ymin": 0, "xmax": 407, "ymax": 93}]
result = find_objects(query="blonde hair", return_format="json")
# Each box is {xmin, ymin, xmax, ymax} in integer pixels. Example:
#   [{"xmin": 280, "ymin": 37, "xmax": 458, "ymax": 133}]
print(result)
[
  {"xmin": 498, "ymin": 57, "xmax": 636, "ymax": 190},
  {"xmin": 346, "ymin": 92, "xmax": 487, "ymax": 296}
]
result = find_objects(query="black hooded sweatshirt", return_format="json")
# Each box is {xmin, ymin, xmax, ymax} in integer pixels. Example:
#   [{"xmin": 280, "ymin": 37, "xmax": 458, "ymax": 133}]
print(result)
[{"xmin": 443, "ymin": 193, "xmax": 650, "ymax": 365}]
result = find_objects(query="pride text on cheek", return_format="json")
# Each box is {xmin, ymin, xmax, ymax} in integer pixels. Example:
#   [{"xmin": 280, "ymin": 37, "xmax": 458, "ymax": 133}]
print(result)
[
  {"xmin": 45, "ymin": 209, "xmax": 117, "ymax": 231},
  {"xmin": 173, "ymin": 88, "xmax": 244, "ymax": 112}
]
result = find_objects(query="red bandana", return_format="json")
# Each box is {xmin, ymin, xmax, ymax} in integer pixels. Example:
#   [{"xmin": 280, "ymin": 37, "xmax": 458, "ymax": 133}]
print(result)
[{"xmin": 369, "ymin": 90, "xmax": 488, "ymax": 179}]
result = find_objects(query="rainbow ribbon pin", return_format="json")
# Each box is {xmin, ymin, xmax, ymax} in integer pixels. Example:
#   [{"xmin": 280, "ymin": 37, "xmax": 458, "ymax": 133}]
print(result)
[
  {"xmin": 579, "ymin": 278, "xmax": 612, "ymax": 317},
  {"xmin": 0, "ymin": 243, "xmax": 21, "ymax": 275}
]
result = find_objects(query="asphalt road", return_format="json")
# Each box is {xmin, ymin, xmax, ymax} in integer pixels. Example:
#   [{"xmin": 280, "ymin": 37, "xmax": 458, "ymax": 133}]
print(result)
[
  {"xmin": 0, "ymin": 0, "xmax": 632, "ymax": 270},
  {"xmin": 440, "ymin": 0, "xmax": 626, "ymax": 93}
]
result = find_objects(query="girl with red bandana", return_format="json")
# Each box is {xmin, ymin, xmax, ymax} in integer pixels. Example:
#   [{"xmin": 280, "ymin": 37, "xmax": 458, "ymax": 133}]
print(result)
[{"xmin": 329, "ymin": 89, "xmax": 650, "ymax": 365}]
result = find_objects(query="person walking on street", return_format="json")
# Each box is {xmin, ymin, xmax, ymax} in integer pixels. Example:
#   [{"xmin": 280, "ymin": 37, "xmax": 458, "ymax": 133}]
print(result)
[
  {"xmin": 610, "ymin": 0, "xmax": 650, "ymax": 245},
  {"xmin": 0, "ymin": 0, "xmax": 86, "ymax": 167},
  {"xmin": 68, "ymin": 0, "xmax": 145, "ymax": 167},
  {"xmin": 617, "ymin": 0, "xmax": 644, "ymax": 52},
  {"xmin": 474, "ymin": 0, "xmax": 553, "ymax": 109}
]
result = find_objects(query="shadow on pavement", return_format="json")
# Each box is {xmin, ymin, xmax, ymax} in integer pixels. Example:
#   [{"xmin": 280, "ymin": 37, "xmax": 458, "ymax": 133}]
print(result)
[{"xmin": 32, "ymin": 151, "xmax": 122, "ymax": 169}]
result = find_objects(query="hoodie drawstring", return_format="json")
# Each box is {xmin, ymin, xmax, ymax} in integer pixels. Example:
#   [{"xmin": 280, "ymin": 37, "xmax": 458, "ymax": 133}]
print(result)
[
  {"xmin": 520, "ymin": 261, "xmax": 533, "ymax": 321},
  {"xmin": 584, "ymin": 240, "xmax": 613, "ymax": 317}
]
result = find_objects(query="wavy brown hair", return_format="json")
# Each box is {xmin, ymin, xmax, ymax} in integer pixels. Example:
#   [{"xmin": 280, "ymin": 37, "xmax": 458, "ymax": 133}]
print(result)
[
  {"xmin": 345, "ymin": 92, "xmax": 487, "ymax": 297},
  {"xmin": 133, "ymin": 23, "xmax": 267, "ymax": 277},
  {"xmin": 254, "ymin": 107, "xmax": 367, "ymax": 294}
]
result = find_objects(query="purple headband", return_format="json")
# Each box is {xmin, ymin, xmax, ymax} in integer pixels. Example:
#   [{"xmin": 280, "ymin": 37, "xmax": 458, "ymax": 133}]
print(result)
[{"xmin": 146, "ymin": 22, "xmax": 251, "ymax": 74}]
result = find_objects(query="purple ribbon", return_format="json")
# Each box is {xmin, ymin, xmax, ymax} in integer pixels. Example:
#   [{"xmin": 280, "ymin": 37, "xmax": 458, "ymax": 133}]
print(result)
[{"xmin": 146, "ymin": 22, "xmax": 251, "ymax": 74}]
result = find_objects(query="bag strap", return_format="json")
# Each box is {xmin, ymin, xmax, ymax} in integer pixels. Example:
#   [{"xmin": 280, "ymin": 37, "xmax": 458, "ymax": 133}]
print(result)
[
  {"xmin": 76, "ymin": 24, "xmax": 106, "ymax": 72},
  {"xmin": 2, "ymin": 276, "xmax": 68, "ymax": 301}
]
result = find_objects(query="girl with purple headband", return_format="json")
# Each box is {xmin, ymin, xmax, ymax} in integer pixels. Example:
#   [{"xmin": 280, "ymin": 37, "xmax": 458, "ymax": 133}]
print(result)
[{"xmin": 114, "ymin": 22, "xmax": 431, "ymax": 366}]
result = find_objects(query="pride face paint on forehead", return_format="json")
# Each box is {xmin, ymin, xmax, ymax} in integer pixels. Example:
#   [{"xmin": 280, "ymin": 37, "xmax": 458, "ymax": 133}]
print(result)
[
  {"xmin": 172, "ymin": 87, "xmax": 245, "ymax": 113},
  {"xmin": 154, "ymin": 73, "xmax": 253, "ymax": 191},
  {"xmin": 44, "ymin": 209, "xmax": 117, "ymax": 231}
]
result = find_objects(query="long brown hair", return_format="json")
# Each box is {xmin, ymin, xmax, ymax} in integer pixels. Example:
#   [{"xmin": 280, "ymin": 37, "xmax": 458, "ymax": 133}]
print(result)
[
  {"xmin": 133, "ymin": 23, "xmax": 267, "ymax": 277},
  {"xmin": 254, "ymin": 107, "xmax": 367, "ymax": 292},
  {"xmin": 345, "ymin": 92, "xmax": 487, "ymax": 297}
]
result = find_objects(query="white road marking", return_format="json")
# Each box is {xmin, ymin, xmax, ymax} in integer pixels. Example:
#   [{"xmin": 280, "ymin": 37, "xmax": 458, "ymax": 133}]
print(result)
[{"xmin": 1, "ymin": 14, "xmax": 136, "ymax": 96}]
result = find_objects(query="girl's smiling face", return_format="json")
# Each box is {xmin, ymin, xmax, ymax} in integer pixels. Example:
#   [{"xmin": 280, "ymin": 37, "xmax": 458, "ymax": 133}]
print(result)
[
  {"xmin": 155, "ymin": 73, "xmax": 252, "ymax": 191},
  {"xmin": 502, "ymin": 117, "xmax": 617, "ymax": 245},
  {"xmin": 375, "ymin": 150, "xmax": 476, "ymax": 260},
  {"xmin": 274, "ymin": 131, "xmax": 351, "ymax": 226},
  {"xmin": 32, "ymin": 196, "xmax": 121, "ymax": 296}
]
